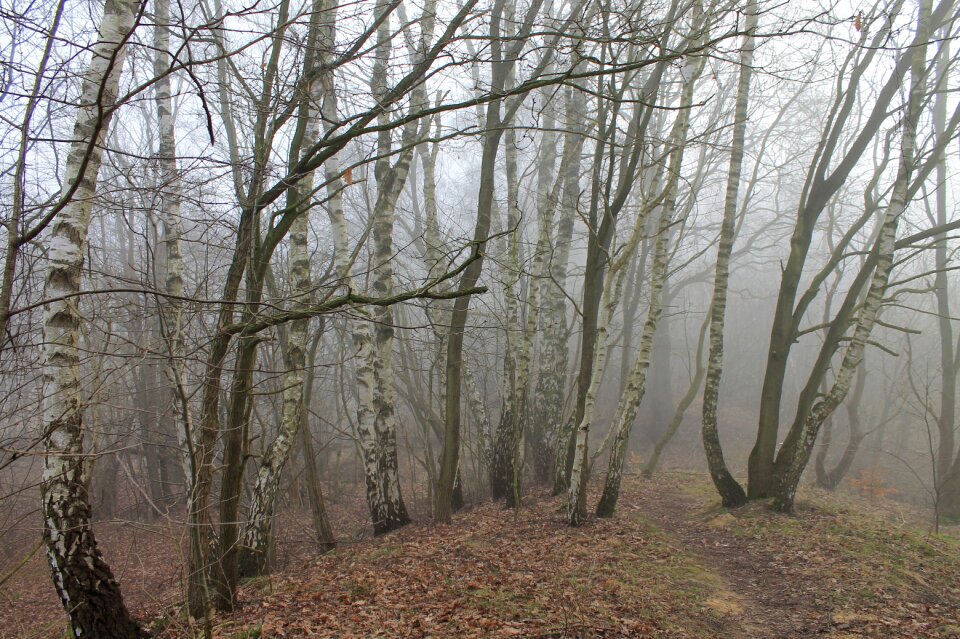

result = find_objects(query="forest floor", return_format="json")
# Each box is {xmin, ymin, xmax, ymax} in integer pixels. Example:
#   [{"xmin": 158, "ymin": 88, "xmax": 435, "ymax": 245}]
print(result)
[{"xmin": 3, "ymin": 472, "xmax": 959, "ymax": 638}]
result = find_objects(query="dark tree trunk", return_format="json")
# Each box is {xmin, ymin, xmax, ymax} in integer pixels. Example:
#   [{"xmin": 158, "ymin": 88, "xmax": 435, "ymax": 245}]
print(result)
[{"xmin": 43, "ymin": 422, "xmax": 146, "ymax": 639}]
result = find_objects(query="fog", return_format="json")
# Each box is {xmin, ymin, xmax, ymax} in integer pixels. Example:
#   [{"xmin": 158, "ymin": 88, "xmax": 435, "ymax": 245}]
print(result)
[{"xmin": 1, "ymin": 0, "xmax": 959, "ymax": 635}]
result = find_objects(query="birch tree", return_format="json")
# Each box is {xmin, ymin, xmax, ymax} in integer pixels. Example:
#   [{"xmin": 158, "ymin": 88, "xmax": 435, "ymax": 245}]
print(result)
[
  {"xmin": 927, "ymin": 33, "xmax": 960, "ymax": 518},
  {"xmin": 746, "ymin": 0, "xmax": 947, "ymax": 498},
  {"xmin": 530, "ymin": 86, "xmax": 585, "ymax": 484},
  {"xmin": 594, "ymin": 15, "xmax": 710, "ymax": 517},
  {"xmin": 565, "ymin": 0, "xmax": 702, "ymax": 524},
  {"xmin": 700, "ymin": 0, "xmax": 757, "ymax": 508},
  {"xmin": 153, "ymin": 0, "xmax": 190, "ymax": 506},
  {"xmin": 239, "ymin": 0, "xmax": 338, "ymax": 574},
  {"xmin": 40, "ymin": 0, "xmax": 144, "ymax": 634},
  {"xmin": 555, "ymin": 0, "xmax": 682, "ymax": 496},
  {"xmin": 436, "ymin": 0, "xmax": 572, "ymax": 521}
]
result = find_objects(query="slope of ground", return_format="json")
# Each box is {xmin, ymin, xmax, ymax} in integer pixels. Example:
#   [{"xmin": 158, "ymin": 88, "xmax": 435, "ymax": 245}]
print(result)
[
  {"xmin": 184, "ymin": 481, "xmax": 733, "ymax": 639},
  {"xmin": 635, "ymin": 473, "xmax": 960, "ymax": 638},
  {"xmin": 4, "ymin": 473, "xmax": 959, "ymax": 638},
  {"xmin": 176, "ymin": 474, "xmax": 959, "ymax": 639}
]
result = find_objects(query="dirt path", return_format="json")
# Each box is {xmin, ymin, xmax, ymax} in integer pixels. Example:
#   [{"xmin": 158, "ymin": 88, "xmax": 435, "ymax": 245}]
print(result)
[{"xmin": 629, "ymin": 475, "xmax": 829, "ymax": 639}]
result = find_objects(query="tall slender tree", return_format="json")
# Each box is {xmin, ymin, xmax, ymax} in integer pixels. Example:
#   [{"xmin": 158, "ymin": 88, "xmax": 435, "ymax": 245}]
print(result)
[
  {"xmin": 40, "ymin": 0, "xmax": 144, "ymax": 634},
  {"xmin": 701, "ymin": 0, "xmax": 757, "ymax": 508}
]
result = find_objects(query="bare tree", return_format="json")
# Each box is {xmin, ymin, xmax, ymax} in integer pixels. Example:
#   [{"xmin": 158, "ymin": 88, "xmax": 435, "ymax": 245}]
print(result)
[{"xmin": 39, "ymin": 0, "xmax": 145, "ymax": 634}]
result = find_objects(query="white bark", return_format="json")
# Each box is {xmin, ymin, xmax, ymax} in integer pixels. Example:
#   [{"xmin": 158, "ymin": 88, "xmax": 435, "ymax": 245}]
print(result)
[
  {"xmin": 565, "ymin": 151, "xmax": 669, "ymax": 522},
  {"xmin": 41, "ymin": 0, "xmax": 143, "ymax": 635},
  {"xmin": 701, "ymin": 1, "xmax": 757, "ymax": 507},
  {"xmin": 505, "ymin": 106, "xmax": 562, "ymax": 506},
  {"xmin": 153, "ymin": 0, "xmax": 192, "ymax": 488},
  {"xmin": 570, "ymin": 10, "xmax": 709, "ymax": 522}
]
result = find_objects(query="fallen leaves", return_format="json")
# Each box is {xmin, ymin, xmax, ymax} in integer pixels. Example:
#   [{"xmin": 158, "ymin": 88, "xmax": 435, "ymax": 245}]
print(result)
[
  {"xmin": 201, "ymin": 484, "xmax": 727, "ymax": 638},
  {"xmin": 10, "ymin": 474, "xmax": 957, "ymax": 639}
]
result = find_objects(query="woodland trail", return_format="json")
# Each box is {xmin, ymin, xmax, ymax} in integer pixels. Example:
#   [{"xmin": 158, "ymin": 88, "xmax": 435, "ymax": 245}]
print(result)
[{"xmin": 629, "ymin": 473, "xmax": 827, "ymax": 638}]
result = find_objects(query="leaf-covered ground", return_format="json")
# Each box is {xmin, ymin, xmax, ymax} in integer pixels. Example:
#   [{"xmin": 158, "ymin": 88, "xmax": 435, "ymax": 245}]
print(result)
[
  {"xmin": 163, "ymin": 474, "xmax": 959, "ymax": 639},
  {"xmin": 4, "ymin": 472, "xmax": 959, "ymax": 638}
]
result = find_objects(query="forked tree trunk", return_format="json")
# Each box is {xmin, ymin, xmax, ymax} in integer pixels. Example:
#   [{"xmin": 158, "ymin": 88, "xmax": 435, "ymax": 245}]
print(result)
[
  {"xmin": 240, "ymin": 0, "xmax": 337, "ymax": 573},
  {"xmin": 749, "ymin": 0, "xmax": 921, "ymax": 498},
  {"xmin": 323, "ymin": 0, "xmax": 434, "ymax": 533},
  {"xmin": 555, "ymin": 6, "xmax": 679, "ymax": 496},
  {"xmin": 565, "ymin": 216, "xmax": 645, "ymax": 523},
  {"xmin": 815, "ymin": 365, "xmax": 866, "ymax": 489},
  {"xmin": 594, "ymin": 24, "xmax": 709, "ymax": 515},
  {"xmin": 643, "ymin": 313, "xmax": 709, "ymax": 477},
  {"xmin": 214, "ymin": 0, "xmax": 294, "ymax": 596},
  {"xmin": 564, "ymin": 140, "xmax": 662, "ymax": 521},
  {"xmin": 594, "ymin": 203, "xmax": 673, "ymax": 518},
  {"xmin": 240, "ymin": 198, "xmax": 312, "ymax": 571},
  {"xmin": 567, "ymin": 5, "xmax": 705, "ymax": 524},
  {"xmin": 187, "ymin": 0, "xmax": 262, "ymax": 613},
  {"xmin": 40, "ymin": 0, "xmax": 144, "ymax": 635},
  {"xmin": 772, "ymin": 0, "xmax": 932, "ymax": 511},
  {"xmin": 438, "ymin": 0, "xmax": 581, "ymax": 519}
]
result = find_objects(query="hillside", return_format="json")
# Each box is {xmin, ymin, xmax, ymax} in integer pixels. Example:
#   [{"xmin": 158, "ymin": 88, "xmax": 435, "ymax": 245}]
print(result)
[{"xmin": 136, "ymin": 473, "xmax": 960, "ymax": 639}]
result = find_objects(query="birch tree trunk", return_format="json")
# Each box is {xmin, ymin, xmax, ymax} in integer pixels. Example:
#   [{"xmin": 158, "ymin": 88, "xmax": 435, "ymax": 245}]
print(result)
[
  {"xmin": 490, "ymin": 102, "xmax": 521, "ymax": 501},
  {"xmin": 214, "ymin": 0, "xmax": 293, "ymax": 608},
  {"xmin": 701, "ymin": 1, "xmax": 757, "ymax": 508},
  {"xmin": 593, "ymin": 26, "xmax": 709, "ymax": 516},
  {"xmin": 239, "ymin": 197, "xmax": 313, "ymax": 572},
  {"xmin": 153, "ymin": 0, "xmax": 190, "ymax": 507},
  {"xmin": 643, "ymin": 312, "xmax": 710, "ymax": 477},
  {"xmin": 361, "ymin": 0, "xmax": 439, "ymax": 533},
  {"xmin": 567, "ymin": 6, "xmax": 705, "ymax": 524},
  {"xmin": 315, "ymin": 2, "xmax": 385, "ymax": 535},
  {"xmin": 564, "ymin": 135, "xmax": 670, "ymax": 522},
  {"xmin": 748, "ymin": 0, "xmax": 926, "ymax": 497},
  {"xmin": 40, "ymin": 0, "xmax": 144, "ymax": 635},
  {"xmin": 437, "ymin": 0, "xmax": 582, "ymax": 519},
  {"xmin": 186, "ymin": 0, "xmax": 260, "ymax": 614},
  {"xmin": 333, "ymin": 0, "xmax": 436, "ymax": 533},
  {"xmin": 240, "ymin": 0, "xmax": 337, "ymax": 573},
  {"xmin": 364, "ymin": 0, "xmax": 410, "ymax": 536},
  {"xmin": 814, "ymin": 364, "xmax": 867, "ymax": 489},
  {"xmin": 533, "ymin": 87, "xmax": 583, "ymax": 485},
  {"xmin": 563, "ymin": 128, "xmax": 664, "ymax": 522},
  {"xmin": 556, "ymin": 8, "xmax": 680, "ymax": 495},
  {"xmin": 594, "ymin": 203, "xmax": 672, "ymax": 518},
  {"xmin": 564, "ymin": 215, "xmax": 643, "ymax": 523},
  {"xmin": 929, "ymin": 34, "xmax": 960, "ymax": 517},
  {"xmin": 504, "ymin": 114, "xmax": 564, "ymax": 507}
]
